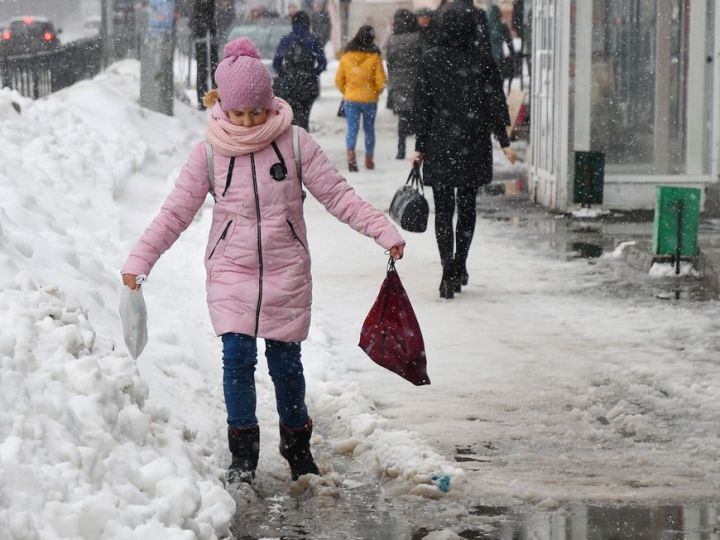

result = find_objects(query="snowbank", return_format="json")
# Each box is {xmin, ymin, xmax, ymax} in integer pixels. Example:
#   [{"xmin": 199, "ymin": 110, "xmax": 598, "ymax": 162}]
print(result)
[{"xmin": 0, "ymin": 63, "xmax": 235, "ymax": 539}]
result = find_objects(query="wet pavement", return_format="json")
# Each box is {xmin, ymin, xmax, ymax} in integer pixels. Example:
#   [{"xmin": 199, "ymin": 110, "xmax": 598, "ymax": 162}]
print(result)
[
  {"xmin": 475, "ymin": 191, "xmax": 720, "ymax": 302},
  {"xmin": 230, "ymin": 444, "xmax": 720, "ymax": 539},
  {"xmin": 230, "ymin": 192, "xmax": 720, "ymax": 540}
]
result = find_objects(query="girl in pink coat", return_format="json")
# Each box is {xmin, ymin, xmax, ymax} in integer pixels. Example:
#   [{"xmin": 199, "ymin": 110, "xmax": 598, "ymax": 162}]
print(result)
[{"xmin": 121, "ymin": 38, "xmax": 405, "ymax": 486}]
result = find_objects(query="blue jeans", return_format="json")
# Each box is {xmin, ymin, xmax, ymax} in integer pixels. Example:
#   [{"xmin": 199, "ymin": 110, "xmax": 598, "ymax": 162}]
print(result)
[
  {"xmin": 344, "ymin": 101, "xmax": 377, "ymax": 155},
  {"xmin": 222, "ymin": 333, "xmax": 309, "ymax": 429}
]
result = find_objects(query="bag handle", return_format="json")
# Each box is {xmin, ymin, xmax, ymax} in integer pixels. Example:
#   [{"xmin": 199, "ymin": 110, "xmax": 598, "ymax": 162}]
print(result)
[{"xmin": 405, "ymin": 163, "xmax": 425, "ymax": 195}]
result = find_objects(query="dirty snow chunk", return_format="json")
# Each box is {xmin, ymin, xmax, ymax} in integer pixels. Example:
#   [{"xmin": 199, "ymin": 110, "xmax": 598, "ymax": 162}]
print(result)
[
  {"xmin": 604, "ymin": 240, "xmax": 637, "ymax": 259},
  {"xmin": 571, "ymin": 208, "xmax": 610, "ymax": 219},
  {"xmin": 352, "ymin": 428, "xmax": 464, "ymax": 498},
  {"xmin": 421, "ymin": 529, "xmax": 463, "ymax": 540},
  {"xmin": 649, "ymin": 261, "xmax": 698, "ymax": 277}
]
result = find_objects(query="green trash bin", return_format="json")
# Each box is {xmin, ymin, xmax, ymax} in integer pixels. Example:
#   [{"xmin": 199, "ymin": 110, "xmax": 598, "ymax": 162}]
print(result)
[{"xmin": 652, "ymin": 186, "xmax": 701, "ymax": 258}]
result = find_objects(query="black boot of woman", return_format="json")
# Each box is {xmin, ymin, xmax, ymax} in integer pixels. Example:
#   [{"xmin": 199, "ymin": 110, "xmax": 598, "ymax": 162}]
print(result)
[{"xmin": 439, "ymin": 261, "xmax": 455, "ymax": 299}]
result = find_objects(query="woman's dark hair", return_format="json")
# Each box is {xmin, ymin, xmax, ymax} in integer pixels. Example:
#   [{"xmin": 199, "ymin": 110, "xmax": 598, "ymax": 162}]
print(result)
[
  {"xmin": 344, "ymin": 25, "xmax": 380, "ymax": 53},
  {"xmin": 393, "ymin": 9, "xmax": 418, "ymax": 34}
]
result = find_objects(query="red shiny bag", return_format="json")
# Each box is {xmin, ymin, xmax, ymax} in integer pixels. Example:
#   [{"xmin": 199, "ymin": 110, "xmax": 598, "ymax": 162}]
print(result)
[{"xmin": 358, "ymin": 259, "xmax": 430, "ymax": 386}]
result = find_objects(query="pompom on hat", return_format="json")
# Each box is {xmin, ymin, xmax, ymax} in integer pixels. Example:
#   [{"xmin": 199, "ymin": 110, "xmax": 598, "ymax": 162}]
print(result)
[{"xmin": 214, "ymin": 38, "xmax": 275, "ymax": 112}]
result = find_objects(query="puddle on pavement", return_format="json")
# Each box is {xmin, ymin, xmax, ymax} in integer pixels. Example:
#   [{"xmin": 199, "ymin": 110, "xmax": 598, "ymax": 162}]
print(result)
[
  {"xmin": 475, "ymin": 195, "xmax": 717, "ymax": 301},
  {"xmin": 495, "ymin": 503, "xmax": 720, "ymax": 539}
]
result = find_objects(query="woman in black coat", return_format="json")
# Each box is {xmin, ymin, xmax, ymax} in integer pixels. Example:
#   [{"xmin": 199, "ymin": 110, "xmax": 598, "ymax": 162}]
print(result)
[
  {"xmin": 411, "ymin": 2, "xmax": 517, "ymax": 299},
  {"xmin": 386, "ymin": 9, "xmax": 421, "ymax": 159}
]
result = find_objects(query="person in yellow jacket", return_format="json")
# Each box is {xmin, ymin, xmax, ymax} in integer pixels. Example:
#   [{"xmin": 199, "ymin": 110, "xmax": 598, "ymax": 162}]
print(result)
[{"xmin": 335, "ymin": 25, "xmax": 387, "ymax": 171}]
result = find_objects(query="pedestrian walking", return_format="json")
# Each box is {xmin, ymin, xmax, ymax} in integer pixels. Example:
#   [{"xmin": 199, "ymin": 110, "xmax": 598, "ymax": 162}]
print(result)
[
  {"xmin": 309, "ymin": 0, "xmax": 331, "ymax": 46},
  {"xmin": 216, "ymin": 0, "xmax": 236, "ymax": 50},
  {"xmin": 415, "ymin": 8, "xmax": 435, "ymax": 54},
  {"xmin": 190, "ymin": 0, "xmax": 218, "ymax": 110},
  {"xmin": 386, "ymin": 9, "xmax": 421, "ymax": 160},
  {"xmin": 411, "ymin": 2, "xmax": 516, "ymax": 299},
  {"xmin": 486, "ymin": 4, "xmax": 514, "ymax": 81},
  {"xmin": 273, "ymin": 11, "xmax": 327, "ymax": 130},
  {"xmin": 335, "ymin": 25, "xmax": 386, "ymax": 172},
  {"xmin": 121, "ymin": 37, "xmax": 405, "ymax": 486}
]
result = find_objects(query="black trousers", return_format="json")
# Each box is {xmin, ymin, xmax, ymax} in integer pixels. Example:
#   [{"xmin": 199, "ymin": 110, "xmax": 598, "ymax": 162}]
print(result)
[
  {"xmin": 195, "ymin": 39, "xmax": 219, "ymax": 105},
  {"xmin": 287, "ymin": 97, "xmax": 315, "ymax": 131},
  {"xmin": 432, "ymin": 184, "xmax": 480, "ymax": 267},
  {"xmin": 397, "ymin": 111, "xmax": 413, "ymax": 152}
]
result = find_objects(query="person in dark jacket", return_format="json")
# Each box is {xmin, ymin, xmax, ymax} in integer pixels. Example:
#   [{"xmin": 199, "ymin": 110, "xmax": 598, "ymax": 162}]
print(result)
[
  {"xmin": 415, "ymin": 7, "xmax": 435, "ymax": 54},
  {"xmin": 273, "ymin": 11, "xmax": 328, "ymax": 130},
  {"xmin": 310, "ymin": 0, "xmax": 331, "ymax": 45},
  {"xmin": 191, "ymin": 0, "xmax": 219, "ymax": 110},
  {"xmin": 216, "ymin": 0, "xmax": 236, "ymax": 50},
  {"xmin": 386, "ymin": 9, "xmax": 421, "ymax": 159},
  {"xmin": 411, "ymin": 2, "xmax": 517, "ymax": 299}
]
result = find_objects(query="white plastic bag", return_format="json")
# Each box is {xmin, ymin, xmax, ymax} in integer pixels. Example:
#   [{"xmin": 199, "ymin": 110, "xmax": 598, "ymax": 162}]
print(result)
[{"xmin": 119, "ymin": 275, "xmax": 148, "ymax": 359}]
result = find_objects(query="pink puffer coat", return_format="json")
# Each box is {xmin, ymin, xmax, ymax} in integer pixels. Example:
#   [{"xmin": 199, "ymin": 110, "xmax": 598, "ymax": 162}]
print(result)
[{"xmin": 121, "ymin": 127, "xmax": 404, "ymax": 342}]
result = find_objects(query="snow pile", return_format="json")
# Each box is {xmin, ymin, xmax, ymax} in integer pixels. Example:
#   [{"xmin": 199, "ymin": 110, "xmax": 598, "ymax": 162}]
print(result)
[
  {"xmin": 315, "ymin": 382, "xmax": 463, "ymax": 499},
  {"xmin": 0, "ymin": 282, "xmax": 232, "ymax": 539},
  {"xmin": 649, "ymin": 261, "xmax": 699, "ymax": 277},
  {"xmin": 0, "ymin": 63, "xmax": 235, "ymax": 538}
]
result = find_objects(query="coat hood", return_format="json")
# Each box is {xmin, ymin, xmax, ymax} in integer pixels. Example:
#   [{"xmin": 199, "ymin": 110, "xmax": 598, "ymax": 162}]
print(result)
[{"xmin": 438, "ymin": 3, "xmax": 477, "ymax": 48}]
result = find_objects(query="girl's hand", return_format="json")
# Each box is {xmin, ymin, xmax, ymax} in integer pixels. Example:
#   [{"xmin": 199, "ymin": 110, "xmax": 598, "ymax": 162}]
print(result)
[
  {"xmin": 502, "ymin": 146, "xmax": 518, "ymax": 164},
  {"xmin": 409, "ymin": 151, "xmax": 423, "ymax": 166},
  {"xmin": 389, "ymin": 243, "xmax": 405, "ymax": 260},
  {"xmin": 122, "ymin": 273, "xmax": 139, "ymax": 290}
]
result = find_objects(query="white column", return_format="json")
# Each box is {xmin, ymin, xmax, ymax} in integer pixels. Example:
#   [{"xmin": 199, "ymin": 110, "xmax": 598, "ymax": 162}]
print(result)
[
  {"xmin": 572, "ymin": 0, "xmax": 592, "ymax": 151},
  {"xmin": 686, "ymin": 0, "xmax": 708, "ymax": 175},
  {"xmin": 654, "ymin": 0, "xmax": 673, "ymax": 173},
  {"xmin": 712, "ymin": 2, "xmax": 720, "ymax": 181},
  {"xmin": 557, "ymin": 0, "xmax": 571, "ymax": 209}
]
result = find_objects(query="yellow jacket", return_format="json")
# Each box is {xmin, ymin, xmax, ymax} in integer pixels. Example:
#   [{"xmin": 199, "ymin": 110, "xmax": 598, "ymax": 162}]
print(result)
[{"xmin": 335, "ymin": 50, "xmax": 387, "ymax": 104}]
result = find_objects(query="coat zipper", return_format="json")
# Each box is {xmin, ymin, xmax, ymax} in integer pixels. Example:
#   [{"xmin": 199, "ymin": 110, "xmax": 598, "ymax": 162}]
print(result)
[
  {"xmin": 287, "ymin": 219, "xmax": 308, "ymax": 254},
  {"xmin": 208, "ymin": 220, "xmax": 233, "ymax": 259},
  {"xmin": 250, "ymin": 153, "xmax": 263, "ymax": 337},
  {"xmin": 221, "ymin": 156, "xmax": 236, "ymax": 197}
]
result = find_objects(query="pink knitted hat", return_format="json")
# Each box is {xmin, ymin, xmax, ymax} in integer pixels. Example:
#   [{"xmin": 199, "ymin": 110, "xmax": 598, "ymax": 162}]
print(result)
[{"xmin": 214, "ymin": 38, "xmax": 274, "ymax": 111}]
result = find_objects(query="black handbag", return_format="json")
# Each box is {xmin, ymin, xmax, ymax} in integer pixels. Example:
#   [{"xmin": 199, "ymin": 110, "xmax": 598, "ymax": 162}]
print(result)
[
  {"xmin": 337, "ymin": 99, "xmax": 346, "ymax": 117},
  {"xmin": 389, "ymin": 164, "xmax": 429, "ymax": 233}
]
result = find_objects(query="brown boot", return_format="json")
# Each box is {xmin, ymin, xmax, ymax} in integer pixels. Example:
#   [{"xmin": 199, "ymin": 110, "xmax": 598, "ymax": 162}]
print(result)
[
  {"xmin": 347, "ymin": 150, "xmax": 358, "ymax": 172},
  {"xmin": 365, "ymin": 154, "xmax": 375, "ymax": 170}
]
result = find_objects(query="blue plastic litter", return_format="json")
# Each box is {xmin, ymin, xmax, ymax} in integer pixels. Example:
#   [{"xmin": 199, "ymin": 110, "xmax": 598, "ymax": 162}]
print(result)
[{"xmin": 431, "ymin": 474, "xmax": 451, "ymax": 493}]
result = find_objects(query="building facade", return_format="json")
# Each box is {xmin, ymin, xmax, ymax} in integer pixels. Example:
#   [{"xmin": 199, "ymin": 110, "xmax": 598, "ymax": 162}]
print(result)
[{"xmin": 529, "ymin": 0, "xmax": 720, "ymax": 210}]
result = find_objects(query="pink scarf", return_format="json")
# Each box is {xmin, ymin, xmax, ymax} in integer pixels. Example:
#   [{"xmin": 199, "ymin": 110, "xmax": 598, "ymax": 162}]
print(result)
[{"xmin": 205, "ymin": 99, "xmax": 294, "ymax": 157}]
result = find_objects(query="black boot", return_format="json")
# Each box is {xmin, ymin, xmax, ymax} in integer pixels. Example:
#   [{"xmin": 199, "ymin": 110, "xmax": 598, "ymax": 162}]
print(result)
[
  {"xmin": 451, "ymin": 259, "xmax": 465, "ymax": 293},
  {"xmin": 439, "ymin": 265, "xmax": 455, "ymax": 299},
  {"xmin": 279, "ymin": 419, "xmax": 320, "ymax": 480},
  {"xmin": 458, "ymin": 261, "xmax": 469, "ymax": 287},
  {"xmin": 227, "ymin": 425, "xmax": 260, "ymax": 485}
]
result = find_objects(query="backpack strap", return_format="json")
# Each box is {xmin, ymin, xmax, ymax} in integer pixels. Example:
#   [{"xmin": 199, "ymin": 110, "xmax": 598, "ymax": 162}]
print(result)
[
  {"xmin": 292, "ymin": 125, "xmax": 307, "ymax": 201},
  {"xmin": 292, "ymin": 125, "xmax": 302, "ymax": 182},
  {"xmin": 205, "ymin": 141, "xmax": 216, "ymax": 201}
]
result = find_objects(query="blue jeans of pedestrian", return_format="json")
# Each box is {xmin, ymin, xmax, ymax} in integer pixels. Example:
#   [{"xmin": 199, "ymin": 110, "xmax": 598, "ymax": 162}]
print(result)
[
  {"xmin": 344, "ymin": 100, "xmax": 377, "ymax": 155},
  {"xmin": 222, "ymin": 333, "xmax": 309, "ymax": 429}
]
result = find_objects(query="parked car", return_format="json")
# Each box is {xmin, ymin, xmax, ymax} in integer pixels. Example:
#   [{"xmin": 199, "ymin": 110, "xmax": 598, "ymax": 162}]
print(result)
[
  {"xmin": 225, "ymin": 17, "xmax": 291, "ymax": 69},
  {"xmin": 1, "ymin": 16, "xmax": 61, "ymax": 56}
]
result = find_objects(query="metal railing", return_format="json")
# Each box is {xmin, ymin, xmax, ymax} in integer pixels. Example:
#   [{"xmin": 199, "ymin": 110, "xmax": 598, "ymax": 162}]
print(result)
[{"xmin": 0, "ymin": 36, "xmax": 103, "ymax": 99}]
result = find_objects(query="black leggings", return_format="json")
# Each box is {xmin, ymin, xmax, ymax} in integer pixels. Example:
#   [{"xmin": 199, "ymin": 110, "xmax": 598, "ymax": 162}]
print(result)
[
  {"xmin": 432, "ymin": 184, "xmax": 480, "ymax": 267},
  {"xmin": 287, "ymin": 97, "xmax": 315, "ymax": 131}
]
